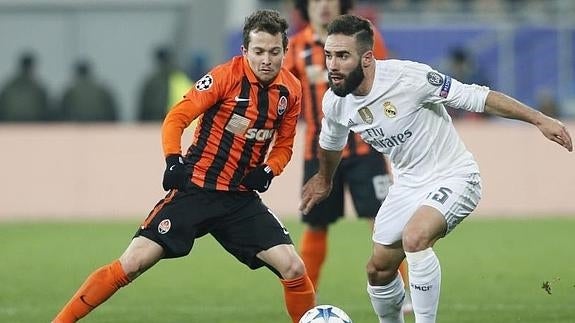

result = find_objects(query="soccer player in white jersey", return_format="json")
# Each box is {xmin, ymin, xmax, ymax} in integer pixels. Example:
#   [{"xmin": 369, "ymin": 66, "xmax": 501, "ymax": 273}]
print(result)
[{"xmin": 300, "ymin": 14, "xmax": 572, "ymax": 323}]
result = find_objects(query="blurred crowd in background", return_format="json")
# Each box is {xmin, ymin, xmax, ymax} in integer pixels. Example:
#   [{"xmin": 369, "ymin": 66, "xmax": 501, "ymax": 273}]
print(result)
[
  {"xmin": 0, "ymin": 0, "xmax": 573, "ymax": 123},
  {"xmin": 356, "ymin": 0, "xmax": 570, "ymax": 16},
  {"xmin": 0, "ymin": 46, "xmax": 192, "ymax": 123}
]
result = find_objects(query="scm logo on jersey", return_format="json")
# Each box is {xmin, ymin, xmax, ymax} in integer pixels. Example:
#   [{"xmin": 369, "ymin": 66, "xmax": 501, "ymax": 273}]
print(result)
[{"xmin": 245, "ymin": 128, "xmax": 275, "ymax": 141}]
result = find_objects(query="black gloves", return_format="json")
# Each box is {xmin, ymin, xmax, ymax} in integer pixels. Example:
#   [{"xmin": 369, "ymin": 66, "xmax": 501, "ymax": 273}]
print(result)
[
  {"xmin": 162, "ymin": 154, "xmax": 188, "ymax": 191},
  {"xmin": 241, "ymin": 164, "xmax": 274, "ymax": 193}
]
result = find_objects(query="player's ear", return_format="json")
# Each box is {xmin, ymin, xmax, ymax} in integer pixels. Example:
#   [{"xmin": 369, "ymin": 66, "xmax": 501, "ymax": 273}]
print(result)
[
  {"xmin": 362, "ymin": 50, "xmax": 373, "ymax": 68},
  {"xmin": 241, "ymin": 45, "xmax": 247, "ymax": 56}
]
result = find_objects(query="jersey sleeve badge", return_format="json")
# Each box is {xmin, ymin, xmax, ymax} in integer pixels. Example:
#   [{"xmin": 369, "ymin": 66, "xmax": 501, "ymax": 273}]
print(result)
[
  {"xmin": 426, "ymin": 71, "xmax": 444, "ymax": 86},
  {"xmin": 195, "ymin": 74, "xmax": 214, "ymax": 91}
]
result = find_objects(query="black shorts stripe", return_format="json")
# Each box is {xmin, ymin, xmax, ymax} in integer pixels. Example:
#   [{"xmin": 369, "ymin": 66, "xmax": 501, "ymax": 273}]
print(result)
[{"xmin": 141, "ymin": 189, "xmax": 177, "ymax": 229}]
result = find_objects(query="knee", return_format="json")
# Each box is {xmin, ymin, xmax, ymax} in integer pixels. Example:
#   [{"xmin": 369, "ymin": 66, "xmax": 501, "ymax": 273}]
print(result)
[
  {"xmin": 366, "ymin": 260, "xmax": 380, "ymax": 282},
  {"xmin": 119, "ymin": 254, "xmax": 147, "ymax": 280},
  {"xmin": 117, "ymin": 236, "xmax": 165, "ymax": 280},
  {"xmin": 280, "ymin": 257, "xmax": 307, "ymax": 280},
  {"xmin": 366, "ymin": 258, "xmax": 397, "ymax": 286},
  {"xmin": 402, "ymin": 229, "xmax": 432, "ymax": 253}
]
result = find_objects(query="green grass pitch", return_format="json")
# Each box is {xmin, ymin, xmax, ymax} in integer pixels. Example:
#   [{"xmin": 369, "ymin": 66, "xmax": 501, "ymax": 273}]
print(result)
[{"xmin": 1, "ymin": 217, "xmax": 573, "ymax": 322}]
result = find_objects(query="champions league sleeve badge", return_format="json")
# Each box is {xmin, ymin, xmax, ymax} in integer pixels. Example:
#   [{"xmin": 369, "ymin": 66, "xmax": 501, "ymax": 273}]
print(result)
[
  {"xmin": 195, "ymin": 74, "xmax": 214, "ymax": 91},
  {"xmin": 426, "ymin": 71, "xmax": 444, "ymax": 86}
]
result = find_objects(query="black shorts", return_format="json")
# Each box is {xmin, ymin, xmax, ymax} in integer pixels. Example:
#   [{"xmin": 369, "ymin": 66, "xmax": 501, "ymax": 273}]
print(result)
[
  {"xmin": 302, "ymin": 152, "xmax": 391, "ymax": 226},
  {"xmin": 135, "ymin": 185, "xmax": 293, "ymax": 270}
]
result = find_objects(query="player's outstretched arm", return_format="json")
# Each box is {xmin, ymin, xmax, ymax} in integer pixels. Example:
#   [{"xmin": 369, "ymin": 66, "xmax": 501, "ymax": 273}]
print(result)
[
  {"xmin": 484, "ymin": 90, "xmax": 573, "ymax": 152},
  {"xmin": 300, "ymin": 148, "xmax": 343, "ymax": 215}
]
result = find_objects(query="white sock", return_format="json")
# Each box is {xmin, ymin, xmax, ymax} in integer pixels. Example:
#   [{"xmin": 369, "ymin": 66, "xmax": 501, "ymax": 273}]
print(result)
[
  {"xmin": 367, "ymin": 273, "xmax": 405, "ymax": 323},
  {"xmin": 405, "ymin": 248, "xmax": 441, "ymax": 323}
]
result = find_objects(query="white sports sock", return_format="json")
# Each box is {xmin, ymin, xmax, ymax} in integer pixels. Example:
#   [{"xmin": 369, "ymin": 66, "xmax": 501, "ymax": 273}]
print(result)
[
  {"xmin": 367, "ymin": 273, "xmax": 405, "ymax": 323},
  {"xmin": 405, "ymin": 248, "xmax": 441, "ymax": 323}
]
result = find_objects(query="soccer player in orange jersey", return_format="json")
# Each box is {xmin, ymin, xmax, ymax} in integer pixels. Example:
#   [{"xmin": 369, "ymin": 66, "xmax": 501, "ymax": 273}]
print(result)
[
  {"xmin": 285, "ymin": 0, "xmax": 411, "ymax": 312},
  {"xmin": 52, "ymin": 9, "xmax": 314, "ymax": 323}
]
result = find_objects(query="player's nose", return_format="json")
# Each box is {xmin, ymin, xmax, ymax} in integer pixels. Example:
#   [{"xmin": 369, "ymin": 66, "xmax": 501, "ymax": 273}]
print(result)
[{"xmin": 326, "ymin": 57, "xmax": 338, "ymax": 71}]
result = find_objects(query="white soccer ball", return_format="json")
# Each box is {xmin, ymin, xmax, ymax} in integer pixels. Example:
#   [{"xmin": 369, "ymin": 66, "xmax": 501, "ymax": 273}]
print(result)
[{"xmin": 299, "ymin": 305, "xmax": 352, "ymax": 323}]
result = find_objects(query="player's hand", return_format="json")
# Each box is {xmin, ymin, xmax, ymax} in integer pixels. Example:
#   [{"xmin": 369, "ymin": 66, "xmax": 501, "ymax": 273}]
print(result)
[
  {"xmin": 162, "ymin": 154, "xmax": 188, "ymax": 191},
  {"xmin": 536, "ymin": 115, "xmax": 573, "ymax": 152},
  {"xmin": 241, "ymin": 164, "xmax": 274, "ymax": 193},
  {"xmin": 300, "ymin": 174, "xmax": 332, "ymax": 215}
]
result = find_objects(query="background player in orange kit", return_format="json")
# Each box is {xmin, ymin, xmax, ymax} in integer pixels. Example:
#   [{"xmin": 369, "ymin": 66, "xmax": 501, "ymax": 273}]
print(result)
[
  {"xmin": 285, "ymin": 0, "xmax": 411, "ymax": 311},
  {"xmin": 52, "ymin": 9, "xmax": 314, "ymax": 323}
]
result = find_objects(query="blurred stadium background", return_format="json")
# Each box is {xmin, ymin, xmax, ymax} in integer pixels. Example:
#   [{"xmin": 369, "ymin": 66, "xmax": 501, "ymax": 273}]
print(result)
[
  {"xmin": 0, "ymin": 0, "xmax": 573, "ymax": 220},
  {"xmin": 1, "ymin": 0, "xmax": 575, "ymax": 122}
]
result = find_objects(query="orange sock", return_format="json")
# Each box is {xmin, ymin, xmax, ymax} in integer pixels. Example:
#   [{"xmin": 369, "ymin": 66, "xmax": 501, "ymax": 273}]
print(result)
[
  {"xmin": 281, "ymin": 274, "xmax": 316, "ymax": 323},
  {"xmin": 53, "ymin": 260, "xmax": 131, "ymax": 323},
  {"xmin": 399, "ymin": 259, "xmax": 408, "ymax": 286},
  {"xmin": 299, "ymin": 229, "xmax": 327, "ymax": 290}
]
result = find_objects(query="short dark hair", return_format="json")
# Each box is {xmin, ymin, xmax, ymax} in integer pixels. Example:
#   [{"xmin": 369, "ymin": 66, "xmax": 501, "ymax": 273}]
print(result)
[
  {"xmin": 19, "ymin": 51, "xmax": 35, "ymax": 72},
  {"xmin": 294, "ymin": 0, "xmax": 354, "ymax": 23},
  {"xmin": 154, "ymin": 46, "xmax": 172, "ymax": 64},
  {"xmin": 450, "ymin": 47, "xmax": 470, "ymax": 64},
  {"xmin": 74, "ymin": 60, "xmax": 91, "ymax": 77},
  {"xmin": 327, "ymin": 14, "xmax": 374, "ymax": 55},
  {"xmin": 243, "ymin": 9, "xmax": 289, "ymax": 51}
]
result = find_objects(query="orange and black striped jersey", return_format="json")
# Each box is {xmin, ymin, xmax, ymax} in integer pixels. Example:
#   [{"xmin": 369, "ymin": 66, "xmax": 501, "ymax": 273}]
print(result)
[
  {"xmin": 162, "ymin": 56, "xmax": 302, "ymax": 191},
  {"xmin": 285, "ymin": 25, "xmax": 389, "ymax": 161}
]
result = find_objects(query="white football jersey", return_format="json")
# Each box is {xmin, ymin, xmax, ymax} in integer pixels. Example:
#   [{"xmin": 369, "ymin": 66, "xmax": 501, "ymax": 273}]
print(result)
[{"xmin": 319, "ymin": 59, "xmax": 490, "ymax": 186}]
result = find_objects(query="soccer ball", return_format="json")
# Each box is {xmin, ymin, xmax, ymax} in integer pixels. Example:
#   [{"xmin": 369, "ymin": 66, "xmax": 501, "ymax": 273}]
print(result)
[{"xmin": 299, "ymin": 305, "xmax": 352, "ymax": 323}]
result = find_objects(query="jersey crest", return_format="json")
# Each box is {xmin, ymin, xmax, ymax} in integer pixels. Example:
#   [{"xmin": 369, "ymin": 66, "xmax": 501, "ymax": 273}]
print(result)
[
  {"xmin": 158, "ymin": 219, "xmax": 171, "ymax": 234},
  {"xmin": 383, "ymin": 101, "xmax": 397, "ymax": 118},
  {"xmin": 277, "ymin": 95, "xmax": 288, "ymax": 115}
]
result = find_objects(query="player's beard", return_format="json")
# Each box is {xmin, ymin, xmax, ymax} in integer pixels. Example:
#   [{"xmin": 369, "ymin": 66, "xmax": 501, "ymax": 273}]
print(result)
[{"xmin": 328, "ymin": 62, "xmax": 365, "ymax": 97}]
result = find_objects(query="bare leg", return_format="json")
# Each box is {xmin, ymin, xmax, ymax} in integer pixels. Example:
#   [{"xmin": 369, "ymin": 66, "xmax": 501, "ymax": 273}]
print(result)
[
  {"xmin": 118, "ymin": 236, "xmax": 165, "ymax": 279},
  {"xmin": 258, "ymin": 244, "xmax": 315, "ymax": 323}
]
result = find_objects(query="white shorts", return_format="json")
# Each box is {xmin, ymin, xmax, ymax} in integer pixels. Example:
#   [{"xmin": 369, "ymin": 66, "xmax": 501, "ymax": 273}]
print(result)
[{"xmin": 372, "ymin": 173, "xmax": 482, "ymax": 245}]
